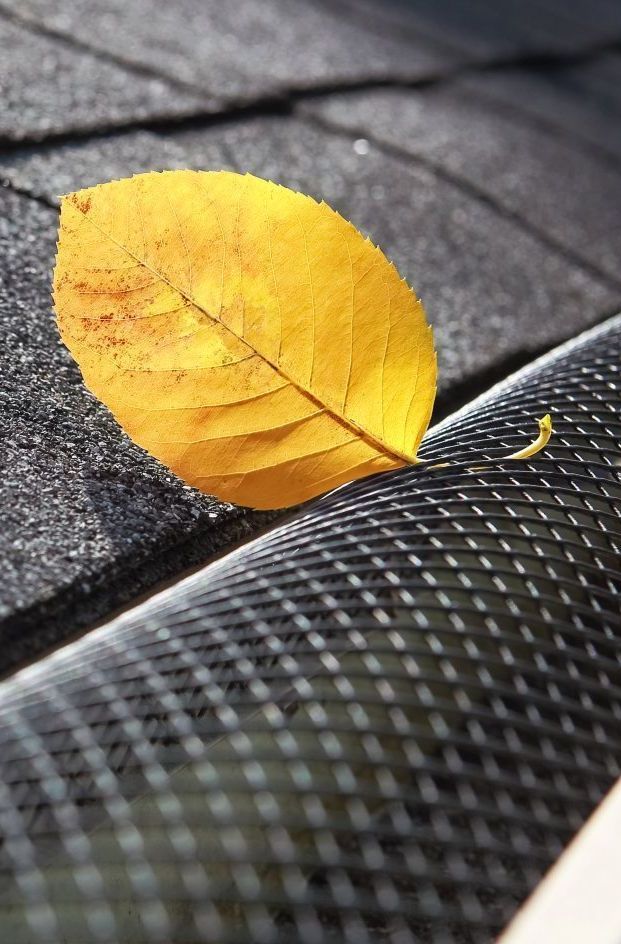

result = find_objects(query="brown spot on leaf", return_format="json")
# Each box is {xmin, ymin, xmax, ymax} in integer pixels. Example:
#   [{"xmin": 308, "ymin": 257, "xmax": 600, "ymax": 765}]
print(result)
[{"xmin": 74, "ymin": 194, "xmax": 92, "ymax": 214}]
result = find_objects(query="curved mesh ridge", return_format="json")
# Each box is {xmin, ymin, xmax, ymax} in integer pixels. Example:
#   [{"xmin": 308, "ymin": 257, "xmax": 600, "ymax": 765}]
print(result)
[{"xmin": 0, "ymin": 315, "xmax": 620, "ymax": 944}]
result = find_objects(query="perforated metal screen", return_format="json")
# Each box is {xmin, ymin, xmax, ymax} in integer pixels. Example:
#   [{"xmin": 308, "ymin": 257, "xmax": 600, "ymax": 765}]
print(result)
[{"xmin": 0, "ymin": 314, "xmax": 620, "ymax": 944}]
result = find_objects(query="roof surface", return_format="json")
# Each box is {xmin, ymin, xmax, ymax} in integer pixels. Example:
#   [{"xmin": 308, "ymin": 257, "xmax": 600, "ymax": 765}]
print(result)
[{"xmin": 1, "ymin": 0, "xmax": 620, "ymax": 672}]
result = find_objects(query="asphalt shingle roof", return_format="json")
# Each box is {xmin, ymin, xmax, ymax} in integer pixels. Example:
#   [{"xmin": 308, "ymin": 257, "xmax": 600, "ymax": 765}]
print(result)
[
  {"xmin": 0, "ymin": 14, "xmax": 205, "ymax": 142},
  {"xmin": 1, "ymin": 0, "xmax": 620, "ymax": 671},
  {"xmin": 301, "ymin": 77, "xmax": 621, "ymax": 281}
]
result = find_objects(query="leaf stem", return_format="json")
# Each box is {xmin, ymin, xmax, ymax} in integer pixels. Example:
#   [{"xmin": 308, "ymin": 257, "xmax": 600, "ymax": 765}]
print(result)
[
  {"xmin": 501, "ymin": 413, "xmax": 554, "ymax": 460},
  {"xmin": 420, "ymin": 413, "xmax": 554, "ymax": 470}
]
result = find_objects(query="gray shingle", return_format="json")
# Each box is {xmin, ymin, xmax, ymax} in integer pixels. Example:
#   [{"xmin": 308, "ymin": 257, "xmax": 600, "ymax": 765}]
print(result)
[
  {"xmin": 300, "ymin": 83, "xmax": 621, "ymax": 281},
  {"xmin": 460, "ymin": 54, "xmax": 621, "ymax": 162},
  {"xmin": 0, "ymin": 186, "xmax": 272, "ymax": 671},
  {"xmin": 331, "ymin": 0, "xmax": 621, "ymax": 58},
  {"xmin": 0, "ymin": 15, "xmax": 206, "ymax": 142},
  {"xmin": 14, "ymin": 0, "xmax": 621, "ymax": 105},
  {"xmin": 7, "ymin": 0, "xmax": 458, "ymax": 102},
  {"xmin": 3, "ymin": 115, "xmax": 618, "ymax": 393}
]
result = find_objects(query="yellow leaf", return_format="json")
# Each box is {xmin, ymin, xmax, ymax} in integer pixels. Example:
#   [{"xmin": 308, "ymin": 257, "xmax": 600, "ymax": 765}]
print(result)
[{"xmin": 53, "ymin": 171, "xmax": 436, "ymax": 509}]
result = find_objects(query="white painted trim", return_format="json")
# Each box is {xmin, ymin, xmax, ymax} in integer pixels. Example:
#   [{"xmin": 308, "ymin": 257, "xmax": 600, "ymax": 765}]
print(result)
[{"xmin": 499, "ymin": 777, "xmax": 621, "ymax": 944}]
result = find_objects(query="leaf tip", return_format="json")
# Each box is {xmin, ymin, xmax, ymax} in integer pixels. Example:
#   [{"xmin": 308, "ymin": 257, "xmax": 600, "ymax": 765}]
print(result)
[{"xmin": 539, "ymin": 413, "xmax": 554, "ymax": 436}]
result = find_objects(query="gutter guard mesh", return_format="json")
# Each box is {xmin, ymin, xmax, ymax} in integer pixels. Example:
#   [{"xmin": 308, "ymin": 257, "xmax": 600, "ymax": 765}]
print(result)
[{"xmin": 0, "ymin": 314, "xmax": 620, "ymax": 943}]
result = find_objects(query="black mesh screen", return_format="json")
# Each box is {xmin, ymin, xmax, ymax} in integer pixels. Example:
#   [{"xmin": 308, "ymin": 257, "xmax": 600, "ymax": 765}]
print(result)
[{"xmin": 0, "ymin": 315, "xmax": 620, "ymax": 944}]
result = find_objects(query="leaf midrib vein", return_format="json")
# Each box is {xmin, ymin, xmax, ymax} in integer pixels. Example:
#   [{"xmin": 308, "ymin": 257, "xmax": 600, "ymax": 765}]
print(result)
[{"xmin": 72, "ymin": 198, "xmax": 416, "ymax": 466}]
